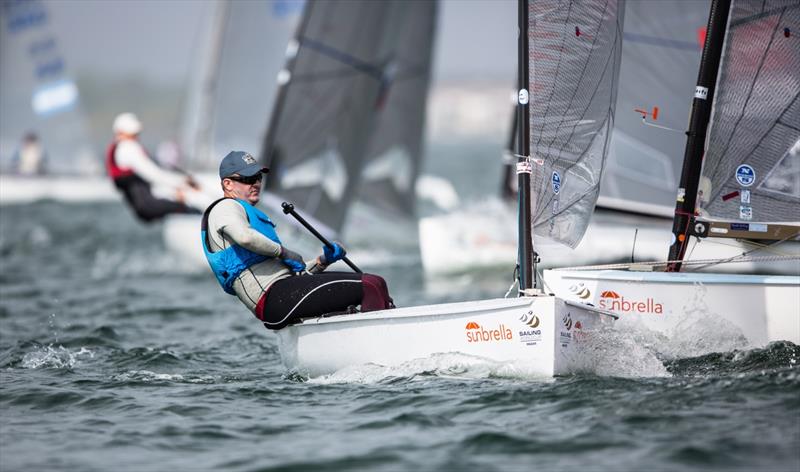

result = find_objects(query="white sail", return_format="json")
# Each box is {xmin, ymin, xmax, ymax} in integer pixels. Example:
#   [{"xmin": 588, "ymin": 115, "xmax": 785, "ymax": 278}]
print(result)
[
  {"xmin": 699, "ymin": 1, "xmax": 800, "ymax": 225},
  {"xmin": 528, "ymin": 0, "xmax": 626, "ymax": 248}
]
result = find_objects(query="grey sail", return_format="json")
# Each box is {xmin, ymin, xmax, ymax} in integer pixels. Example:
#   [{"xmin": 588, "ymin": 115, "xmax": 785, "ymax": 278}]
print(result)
[
  {"xmin": 358, "ymin": 0, "xmax": 436, "ymax": 219},
  {"xmin": 0, "ymin": 0, "xmax": 95, "ymax": 173},
  {"xmin": 698, "ymin": 1, "xmax": 800, "ymax": 225},
  {"xmin": 181, "ymin": 0, "xmax": 301, "ymax": 170},
  {"xmin": 263, "ymin": 0, "xmax": 432, "ymax": 235},
  {"xmin": 600, "ymin": 0, "xmax": 709, "ymax": 213},
  {"xmin": 528, "ymin": 0, "xmax": 626, "ymax": 248}
]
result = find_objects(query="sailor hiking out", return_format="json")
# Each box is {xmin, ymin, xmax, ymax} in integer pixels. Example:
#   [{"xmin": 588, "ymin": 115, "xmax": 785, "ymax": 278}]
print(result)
[
  {"xmin": 202, "ymin": 151, "xmax": 394, "ymax": 329},
  {"xmin": 107, "ymin": 112, "xmax": 207, "ymax": 222}
]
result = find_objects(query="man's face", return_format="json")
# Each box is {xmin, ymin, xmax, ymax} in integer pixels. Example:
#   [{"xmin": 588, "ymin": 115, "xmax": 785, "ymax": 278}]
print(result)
[{"xmin": 223, "ymin": 174, "xmax": 262, "ymax": 204}]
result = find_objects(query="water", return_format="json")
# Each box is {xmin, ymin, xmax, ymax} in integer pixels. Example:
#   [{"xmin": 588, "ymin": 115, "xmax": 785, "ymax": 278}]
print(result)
[{"xmin": 1, "ymin": 201, "xmax": 799, "ymax": 471}]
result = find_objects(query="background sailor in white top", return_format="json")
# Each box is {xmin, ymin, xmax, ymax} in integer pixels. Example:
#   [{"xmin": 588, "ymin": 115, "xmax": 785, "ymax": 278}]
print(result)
[
  {"xmin": 106, "ymin": 112, "xmax": 211, "ymax": 223},
  {"xmin": 202, "ymin": 151, "xmax": 394, "ymax": 330}
]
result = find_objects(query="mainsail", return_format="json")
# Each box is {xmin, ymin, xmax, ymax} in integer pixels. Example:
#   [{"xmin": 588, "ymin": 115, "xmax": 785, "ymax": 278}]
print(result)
[
  {"xmin": 698, "ymin": 1, "xmax": 800, "ymax": 225},
  {"xmin": 0, "ymin": 0, "xmax": 95, "ymax": 173},
  {"xmin": 262, "ymin": 0, "xmax": 435, "ymax": 235},
  {"xmin": 527, "ymin": 0, "xmax": 626, "ymax": 248},
  {"xmin": 357, "ymin": 1, "xmax": 436, "ymax": 219}
]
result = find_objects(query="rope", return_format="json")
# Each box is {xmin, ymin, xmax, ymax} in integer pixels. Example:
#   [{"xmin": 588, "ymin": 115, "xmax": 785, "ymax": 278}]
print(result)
[{"xmin": 550, "ymin": 253, "xmax": 800, "ymax": 272}]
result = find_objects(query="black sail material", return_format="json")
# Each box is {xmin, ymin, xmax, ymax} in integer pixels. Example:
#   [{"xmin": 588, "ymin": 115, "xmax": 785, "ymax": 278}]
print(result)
[
  {"xmin": 263, "ymin": 0, "xmax": 435, "ymax": 236},
  {"xmin": 358, "ymin": 1, "xmax": 436, "ymax": 219},
  {"xmin": 698, "ymin": 1, "xmax": 800, "ymax": 224}
]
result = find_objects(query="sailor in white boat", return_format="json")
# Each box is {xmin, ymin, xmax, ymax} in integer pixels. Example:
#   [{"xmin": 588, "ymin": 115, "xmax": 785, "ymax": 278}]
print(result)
[
  {"xmin": 106, "ymin": 112, "xmax": 207, "ymax": 223},
  {"xmin": 202, "ymin": 151, "xmax": 394, "ymax": 330}
]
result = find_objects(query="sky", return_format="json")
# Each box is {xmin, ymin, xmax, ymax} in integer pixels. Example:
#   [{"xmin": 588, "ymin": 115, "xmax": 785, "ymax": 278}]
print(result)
[{"xmin": 45, "ymin": 0, "xmax": 516, "ymax": 86}]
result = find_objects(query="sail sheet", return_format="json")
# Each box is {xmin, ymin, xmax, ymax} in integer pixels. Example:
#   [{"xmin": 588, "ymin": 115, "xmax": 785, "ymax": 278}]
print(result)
[
  {"xmin": 601, "ymin": 0, "xmax": 708, "ymax": 212},
  {"xmin": 527, "ymin": 0, "xmax": 626, "ymax": 248},
  {"xmin": 263, "ymin": 0, "xmax": 433, "ymax": 235},
  {"xmin": 698, "ymin": 1, "xmax": 800, "ymax": 224},
  {"xmin": 357, "ymin": 1, "xmax": 436, "ymax": 219},
  {"xmin": 181, "ymin": 0, "xmax": 301, "ymax": 170},
  {"xmin": 0, "ymin": 0, "xmax": 95, "ymax": 173}
]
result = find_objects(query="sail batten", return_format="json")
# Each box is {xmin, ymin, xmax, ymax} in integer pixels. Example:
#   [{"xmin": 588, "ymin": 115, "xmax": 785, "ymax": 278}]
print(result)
[{"xmin": 528, "ymin": 0, "xmax": 626, "ymax": 249}]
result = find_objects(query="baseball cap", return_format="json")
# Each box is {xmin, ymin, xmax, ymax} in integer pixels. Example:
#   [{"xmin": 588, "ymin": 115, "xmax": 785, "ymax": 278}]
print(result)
[
  {"xmin": 219, "ymin": 151, "xmax": 269, "ymax": 179},
  {"xmin": 113, "ymin": 113, "xmax": 142, "ymax": 135}
]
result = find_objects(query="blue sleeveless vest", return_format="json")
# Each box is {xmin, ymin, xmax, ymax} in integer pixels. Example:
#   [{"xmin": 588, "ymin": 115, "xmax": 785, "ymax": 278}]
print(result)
[{"xmin": 201, "ymin": 198, "xmax": 282, "ymax": 295}]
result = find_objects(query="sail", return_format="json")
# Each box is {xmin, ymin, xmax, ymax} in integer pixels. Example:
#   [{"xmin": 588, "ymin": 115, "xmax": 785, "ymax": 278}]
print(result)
[
  {"xmin": 263, "ymin": 0, "xmax": 432, "ymax": 235},
  {"xmin": 357, "ymin": 0, "xmax": 436, "ymax": 219},
  {"xmin": 181, "ymin": 0, "xmax": 301, "ymax": 170},
  {"xmin": 0, "ymin": 0, "xmax": 95, "ymax": 173},
  {"xmin": 600, "ymin": 0, "xmax": 709, "ymax": 213},
  {"xmin": 698, "ymin": 1, "xmax": 800, "ymax": 225},
  {"xmin": 527, "ymin": 0, "xmax": 626, "ymax": 248}
]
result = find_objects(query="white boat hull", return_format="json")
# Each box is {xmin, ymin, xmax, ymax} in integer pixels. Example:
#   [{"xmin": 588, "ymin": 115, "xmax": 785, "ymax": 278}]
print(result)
[
  {"xmin": 0, "ymin": 174, "xmax": 118, "ymax": 205},
  {"xmin": 276, "ymin": 296, "xmax": 615, "ymax": 377},
  {"xmin": 543, "ymin": 269, "xmax": 800, "ymax": 346}
]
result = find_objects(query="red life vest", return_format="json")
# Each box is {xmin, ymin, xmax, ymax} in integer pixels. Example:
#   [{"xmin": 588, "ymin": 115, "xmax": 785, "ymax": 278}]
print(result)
[{"xmin": 105, "ymin": 141, "xmax": 136, "ymax": 180}]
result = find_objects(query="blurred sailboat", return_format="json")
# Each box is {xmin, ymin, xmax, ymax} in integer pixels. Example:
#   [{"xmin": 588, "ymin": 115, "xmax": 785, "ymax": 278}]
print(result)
[
  {"xmin": 166, "ymin": 0, "xmax": 436, "ymax": 268},
  {"xmin": 0, "ymin": 0, "xmax": 113, "ymax": 204}
]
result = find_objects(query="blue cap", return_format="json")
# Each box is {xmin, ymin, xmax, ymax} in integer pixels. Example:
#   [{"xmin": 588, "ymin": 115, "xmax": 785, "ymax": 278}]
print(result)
[{"xmin": 219, "ymin": 151, "xmax": 269, "ymax": 179}]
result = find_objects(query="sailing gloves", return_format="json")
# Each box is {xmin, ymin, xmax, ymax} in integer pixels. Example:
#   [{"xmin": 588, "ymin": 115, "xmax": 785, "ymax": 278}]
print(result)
[
  {"xmin": 280, "ymin": 246, "xmax": 306, "ymax": 273},
  {"xmin": 321, "ymin": 242, "xmax": 346, "ymax": 265}
]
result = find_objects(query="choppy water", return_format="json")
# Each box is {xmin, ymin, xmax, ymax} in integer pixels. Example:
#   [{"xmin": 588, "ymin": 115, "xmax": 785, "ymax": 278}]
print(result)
[{"xmin": 1, "ymin": 201, "xmax": 799, "ymax": 471}]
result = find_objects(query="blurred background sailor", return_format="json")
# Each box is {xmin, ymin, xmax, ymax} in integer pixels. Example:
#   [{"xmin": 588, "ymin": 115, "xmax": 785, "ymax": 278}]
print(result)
[
  {"xmin": 12, "ymin": 132, "xmax": 48, "ymax": 175},
  {"xmin": 106, "ymin": 112, "xmax": 211, "ymax": 223}
]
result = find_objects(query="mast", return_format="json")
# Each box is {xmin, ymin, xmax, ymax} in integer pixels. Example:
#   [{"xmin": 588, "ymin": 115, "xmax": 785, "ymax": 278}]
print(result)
[
  {"xmin": 666, "ymin": 0, "xmax": 731, "ymax": 272},
  {"xmin": 517, "ymin": 0, "xmax": 534, "ymax": 292},
  {"xmin": 500, "ymin": 106, "xmax": 518, "ymax": 201}
]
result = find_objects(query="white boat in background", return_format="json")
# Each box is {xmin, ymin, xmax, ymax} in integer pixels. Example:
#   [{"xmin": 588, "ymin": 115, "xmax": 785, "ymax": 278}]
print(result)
[
  {"xmin": 544, "ymin": 0, "xmax": 800, "ymax": 347},
  {"xmin": 278, "ymin": 0, "xmax": 624, "ymax": 377},
  {"xmin": 1, "ymin": 1, "xmax": 100, "ymax": 198},
  {"xmin": 0, "ymin": 174, "xmax": 117, "ymax": 205}
]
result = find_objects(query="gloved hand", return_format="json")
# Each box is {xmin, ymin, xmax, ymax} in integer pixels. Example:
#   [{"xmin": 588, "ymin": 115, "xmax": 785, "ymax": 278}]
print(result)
[
  {"xmin": 321, "ymin": 242, "xmax": 346, "ymax": 265},
  {"xmin": 280, "ymin": 246, "xmax": 306, "ymax": 273}
]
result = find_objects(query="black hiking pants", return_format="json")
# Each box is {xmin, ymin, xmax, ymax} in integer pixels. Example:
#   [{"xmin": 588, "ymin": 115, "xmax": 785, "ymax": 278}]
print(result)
[
  {"xmin": 116, "ymin": 176, "xmax": 199, "ymax": 223},
  {"xmin": 258, "ymin": 272, "xmax": 394, "ymax": 330}
]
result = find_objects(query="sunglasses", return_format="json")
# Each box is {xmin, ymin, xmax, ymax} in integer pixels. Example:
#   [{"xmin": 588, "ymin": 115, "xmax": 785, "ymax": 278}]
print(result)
[{"xmin": 227, "ymin": 174, "xmax": 263, "ymax": 185}]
